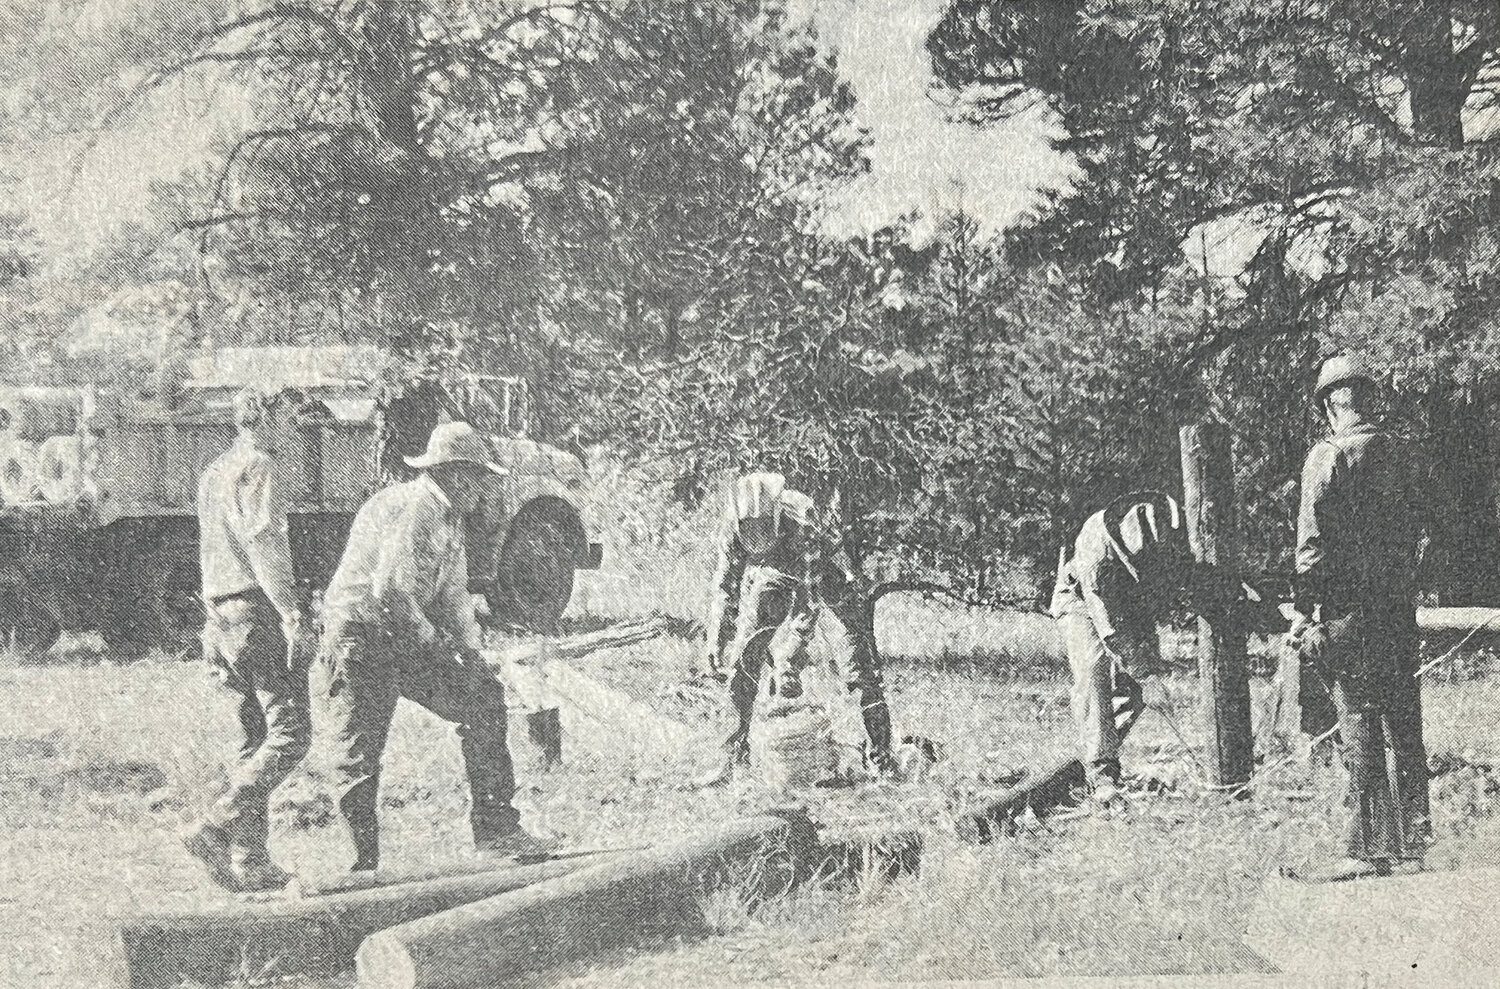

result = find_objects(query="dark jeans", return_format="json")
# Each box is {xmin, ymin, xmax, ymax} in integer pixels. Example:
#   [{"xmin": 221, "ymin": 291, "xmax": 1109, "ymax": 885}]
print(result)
[
  {"xmin": 203, "ymin": 591, "xmax": 311, "ymax": 861},
  {"xmin": 1322, "ymin": 609, "xmax": 1430, "ymax": 862},
  {"xmin": 724, "ymin": 565, "xmax": 892, "ymax": 765},
  {"xmin": 320, "ymin": 619, "xmax": 519, "ymax": 871}
]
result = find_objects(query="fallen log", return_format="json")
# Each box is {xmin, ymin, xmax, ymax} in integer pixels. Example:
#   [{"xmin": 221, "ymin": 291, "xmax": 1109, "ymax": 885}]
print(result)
[
  {"xmin": 956, "ymin": 756, "xmax": 1085, "ymax": 843},
  {"xmin": 355, "ymin": 813, "xmax": 819, "ymax": 989},
  {"xmin": 487, "ymin": 617, "xmax": 669, "ymax": 667},
  {"xmin": 1415, "ymin": 607, "xmax": 1500, "ymax": 635},
  {"xmin": 488, "ymin": 648, "xmax": 696, "ymax": 775},
  {"xmin": 1275, "ymin": 603, "xmax": 1500, "ymax": 636},
  {"xmin": 298, "ymin": 850, "xmax": 623, "ymax": 897},
  {"xmin": 113, "ymin": 858, "xmax": 589, "ymax": 989}
]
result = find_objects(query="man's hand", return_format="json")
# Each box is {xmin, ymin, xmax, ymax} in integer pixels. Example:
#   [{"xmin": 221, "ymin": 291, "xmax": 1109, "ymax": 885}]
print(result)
[
  {"xmin": 1286, "ymin": 612, "xmax": 1327, "ymax": 663},
  {"xmin": 283, "ymin": 612, "xmax": 316, "ymax": 671}
]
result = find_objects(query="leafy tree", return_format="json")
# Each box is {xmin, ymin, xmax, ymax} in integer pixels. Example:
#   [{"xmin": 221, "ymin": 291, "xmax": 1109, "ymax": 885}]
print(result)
[{"xmin": 929, "ymin": 0, "xmax": 1500, "ymax": 600}]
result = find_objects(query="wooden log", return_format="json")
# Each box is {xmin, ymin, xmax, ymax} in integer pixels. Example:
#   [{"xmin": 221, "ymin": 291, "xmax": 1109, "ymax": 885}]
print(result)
[
  {"xmin": 297, "ymin": 851, "xmax": 623, "ymax": 897},
  {"xmin": 1180, "ymin": 422, "xmax": 1254, "ymax": 789},
  {"xmin": 956, "ymin": 756, "xmax": 1085, "ymax": 843},
  {"xmin": 487, "ymin": 617, "xmax": 668, "ymax": 667},
  {"xmin": 114, "ymin": 858, "xmax": 587, "ymax": 989},
  {"xmin": 488, "ymin": 648, "xmax": 695, "ymax": 775},
  {"xmin": 1278, "ymin": 602, "xmax": 1500, "ymax": 637},
  {"xmin": 355, "ymin": 813, "xmax": 818, "ymax": 989},
  {"xmin": 1416, "ymin": 606, "xmax": 1500, "ymax": 635}
]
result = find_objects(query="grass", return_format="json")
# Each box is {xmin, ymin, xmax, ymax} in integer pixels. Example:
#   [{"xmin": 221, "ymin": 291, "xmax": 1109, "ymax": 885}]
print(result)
[{"xmin": 7, "ymin": 468, "xmax": 1500, "ymax": 986}]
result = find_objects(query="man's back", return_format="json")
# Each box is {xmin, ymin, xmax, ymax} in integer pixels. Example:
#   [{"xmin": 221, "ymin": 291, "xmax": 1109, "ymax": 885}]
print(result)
[
  {"xmin": 1297, "ymin": 422, "xmax": 1421, "ymax": 614},
  {"xmin": 197, "ymin": 441, "xmax": 279, "ymax": 603}
]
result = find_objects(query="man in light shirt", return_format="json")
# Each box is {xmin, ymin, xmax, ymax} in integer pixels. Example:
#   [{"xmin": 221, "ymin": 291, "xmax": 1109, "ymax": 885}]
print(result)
[
  {"xmin": 1050, "ymin": 492, "xmax": 1196, "ymax": 803},
  {"xmin": 186, "ymin": 386, "xmax": 312, "ymax": 893},
  {"xmin": 320, "ymin": 421, "xmax": 551, "ymax": 872}
]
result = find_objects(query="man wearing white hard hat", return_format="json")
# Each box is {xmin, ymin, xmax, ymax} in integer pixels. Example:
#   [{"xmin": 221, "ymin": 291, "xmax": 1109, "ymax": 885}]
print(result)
[
  {"xmin": 319, "ymin": 421, "xmax": 553, "ymax": 871},
  {"xmin": 1051, "ymin": 490, "xmax": 1196, "ymax": 802},
  {"xmin": 698, "ymin": 471, "xmax": 893, "ymax": 786},
  {"xmin": 1285, "ymin": 353, "xmax": 1430, "ymax": 882}
]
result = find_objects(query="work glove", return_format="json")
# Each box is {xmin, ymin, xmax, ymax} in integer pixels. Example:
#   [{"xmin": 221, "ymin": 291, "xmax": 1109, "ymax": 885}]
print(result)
[{"xmin": 1286, "ymin": 613, "xmax": 1328, "ymax": 664}]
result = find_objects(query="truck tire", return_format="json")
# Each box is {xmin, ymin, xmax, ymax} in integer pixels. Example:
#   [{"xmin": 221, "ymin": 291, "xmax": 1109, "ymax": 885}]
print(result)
[
  {"xmin": 0, "ymin": 583, "xmax": 61, "ymax": 656},
  {"xmin": 100, "ymin": 528, "xmax": 202, "ymax": 658},
  {"xmin": 489, "ymin": 503, "xmax": 581, "ymax": 634}
]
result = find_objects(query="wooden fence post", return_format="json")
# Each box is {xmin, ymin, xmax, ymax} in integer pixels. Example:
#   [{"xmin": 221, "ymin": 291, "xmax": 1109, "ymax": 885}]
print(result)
[{"xmin": 1179, "ymin": 422, "xmax": 1253, "ymax": 789}]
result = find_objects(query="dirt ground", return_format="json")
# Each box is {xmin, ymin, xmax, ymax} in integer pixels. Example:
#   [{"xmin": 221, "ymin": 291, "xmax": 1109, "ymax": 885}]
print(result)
[{"xmin": 5, "ymin": 594, "xmax": 1500, "ymax": 988}]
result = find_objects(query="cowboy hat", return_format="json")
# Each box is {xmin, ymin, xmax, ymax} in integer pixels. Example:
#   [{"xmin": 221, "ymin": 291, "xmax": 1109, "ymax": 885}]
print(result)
[{"xmin": 404, "ymin": 421, "xmax": 508, "ymax": 475}]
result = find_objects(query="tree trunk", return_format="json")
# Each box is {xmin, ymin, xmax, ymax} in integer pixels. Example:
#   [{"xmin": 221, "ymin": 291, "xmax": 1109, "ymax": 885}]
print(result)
[
  {"xmin": 1405, "ymin": 2, "xmax": 1465, "ymax": 148},
  {"xmin": 361, "ymin": 4, "xmax": 422, "ymax": 155}
]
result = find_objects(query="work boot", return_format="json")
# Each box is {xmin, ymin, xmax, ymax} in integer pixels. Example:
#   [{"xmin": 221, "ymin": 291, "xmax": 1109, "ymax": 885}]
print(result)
[
  {"xmin": 1281, "ymin": 856, "xmax": 1393, "ymax": 884},
  {"xmin": 691, "ymin": 750, "xmax": 737, "ymax": 789},
  {"xmin": 233, "ymin": 858, "xmax": 295, "ymax": 893},
  {"xmin": 692, "ymin": 728, "xmax": 751, "ymax": 789},
  {"xmin": 476, "ymin": 826, "xmax": 562, "ymax": 860},
  {"xmin": 184, "ymin": 822, "xmax": 241, "ymax": 893}
]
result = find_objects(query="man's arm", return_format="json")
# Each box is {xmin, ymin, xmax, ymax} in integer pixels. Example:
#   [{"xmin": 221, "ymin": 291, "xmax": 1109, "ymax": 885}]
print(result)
[
  {"xmin": 369, "ymin": 502, "xmax": 444, "ymax": 647},
  {"xmin": 239, "ymin": 456, "xmax": 301, "ymax": 624},
  {"xmin": 1071, "ymin": 515, "xmax": 1118, "ymax": 642},
  {"xmin": 1294, "ymin": 442, "xmax": 1339, "ymax": 615},
  {"xmin": 436, "ymin": 537, "xmax": 485, "ymax": 655}
]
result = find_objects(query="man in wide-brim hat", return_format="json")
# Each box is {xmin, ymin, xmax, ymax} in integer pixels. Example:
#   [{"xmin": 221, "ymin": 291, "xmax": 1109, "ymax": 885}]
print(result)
[{"xmin": 319, "ymin": 421, "xmax": 555, "ymax": 871}]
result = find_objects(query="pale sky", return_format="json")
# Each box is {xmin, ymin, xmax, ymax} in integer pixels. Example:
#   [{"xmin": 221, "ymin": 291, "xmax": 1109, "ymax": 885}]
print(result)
[
  {"xmin": 793, "ymin": 0, "xmax": 1077, "ymax": 244},
  {"xmin": 9, "ymin": 0, "xmax": 1074, "ymax": 265}
]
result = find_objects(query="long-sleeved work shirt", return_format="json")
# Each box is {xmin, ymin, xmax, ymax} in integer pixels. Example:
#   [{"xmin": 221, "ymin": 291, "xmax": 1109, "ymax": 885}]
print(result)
[
  {"xmin": 197, "ymin": 435, "xmax": 299, "ymax": 622},
  {"xmin": 324, "ymin": 474, "xmax": 483, "ymax": 652},
  {"xmin": 1295, "ymin": 419, "xmax": 1422, "ymax": 616},
  {"xmin": 1050, "ymin": 507, "xmax": 1189, "ymax": 641},
  {"xmin": 705, "ymin": 518, "xmax": 860, "ymax": 661}
]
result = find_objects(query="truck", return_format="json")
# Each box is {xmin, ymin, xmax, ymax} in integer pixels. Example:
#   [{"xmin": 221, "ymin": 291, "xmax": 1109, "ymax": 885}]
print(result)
[{"xmin": 0, "ymin": 345, "xmax": 603, "ymax": 656}]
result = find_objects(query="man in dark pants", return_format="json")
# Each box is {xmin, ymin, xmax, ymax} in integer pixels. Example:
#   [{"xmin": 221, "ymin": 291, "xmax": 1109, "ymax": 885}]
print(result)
[
  {"xmin": 1051, "ymin": 491, "xmax": 1195, "ymax": 804},
  {"xmin": 1288, "ymin": 353, "xmax": 1431, "ymax": 882},
  {"xmin": 697, "ymin": 471, "xmax": 893, "ymax": 786},
  {"xmin": 320, "ymin": 421, "xmax": 553, "ymax": 871},
  {"xmin": 186, "ymin": 386, "xmax": 313, "ymax": 893}
]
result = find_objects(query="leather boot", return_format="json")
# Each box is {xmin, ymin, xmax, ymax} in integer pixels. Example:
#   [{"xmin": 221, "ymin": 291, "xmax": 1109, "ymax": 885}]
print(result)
[{"xmin": 339, "ymin": 783, "xmax": 380, "ymax": 872}]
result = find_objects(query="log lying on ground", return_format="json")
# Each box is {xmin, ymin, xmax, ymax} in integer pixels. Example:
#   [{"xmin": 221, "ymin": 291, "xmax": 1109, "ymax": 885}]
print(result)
[
  {"xmin": 956, "ymin": 756, "xmax": 1085, "ymax": 843},
  {"xmin": 1416, "ymin": 607, "xmax": 1500, "ymax": 635},
  {"xmin": 298, "ymin": 852, "xmax": 622, "ymax": 897},
  {"xmin": 487, "ymin": 617, "xmax": 669, "ymax": 667},
  {"xmin": 114, "ymin": 858, "xmax": 589, "ymax": 989},
  {"xmin": 488, "ymin": 646, "xmax": 696, "ymax": 773},
  {"xmin": 1275, "ymin": 603, "xmax": 1500, "ymax": 636},
  {"xmin": 355, "ymin": 813, "xmax": 820, "ymax": 989}
]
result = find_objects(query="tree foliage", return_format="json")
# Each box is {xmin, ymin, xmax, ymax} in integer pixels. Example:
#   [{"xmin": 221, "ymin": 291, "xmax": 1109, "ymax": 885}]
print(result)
[{"xmin": 929, "ymin": 0, "xmax": 1500, "ymax": 598}]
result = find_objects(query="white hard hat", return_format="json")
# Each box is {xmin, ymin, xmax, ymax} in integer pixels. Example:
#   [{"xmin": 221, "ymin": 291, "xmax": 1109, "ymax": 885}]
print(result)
[
  {"xmin": 1103, "ymin": 491, "xmax": 1186, "ymax": 582},
  {"xmin": 727, "ymin": 472, "xmax": 814, "ymax": 547}
]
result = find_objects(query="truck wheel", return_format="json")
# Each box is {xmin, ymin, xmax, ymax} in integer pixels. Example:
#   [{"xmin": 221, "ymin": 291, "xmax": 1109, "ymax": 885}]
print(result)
[
  {"xmin": 101, "ymin": 543, "xmax": 201, "ymax": 658},
  {"xmin": 491, "ymin": 507, "xmax": 579, "ymax": 634},
  {"xmin": 0, "ymin": 585, "xmax": 61, "ymax": 657}
]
